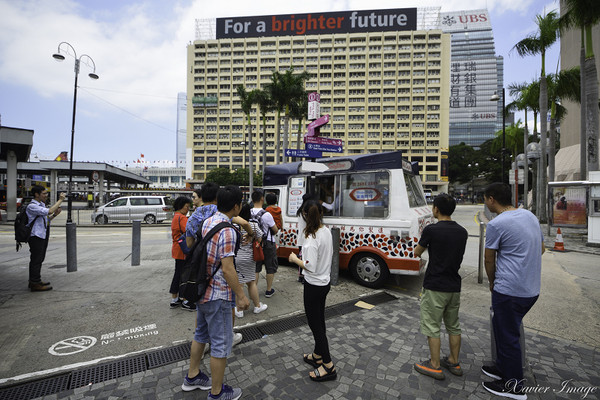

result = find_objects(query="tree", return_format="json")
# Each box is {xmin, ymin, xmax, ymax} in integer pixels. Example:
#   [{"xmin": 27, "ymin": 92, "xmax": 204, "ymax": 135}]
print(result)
[
  {"xmin": 266, "ymin": 68, "xmax": 310, "ymax": 164},
  {"xmin": 448, "ymin": 142, "xmax": 478, "ymax": 183},
  {"xmin": 205, "ymin": 168, "xmax": 232, "ymax": 185},
  {"xmin": 547, "ymin": 67, "xmax": 581, "ymax": 180},
  {"xmin": 512, "ymin": 10, "xmax": 560, "ymax": 222},
  {"xmin": 559, "ymin": 0, "xmax": 600, "ymax": 175},
  {"xmin": 491, "ymin": 120, "xmax": 526, "ymax": 163},
  {"xmin": 236, "ymin": 85, "xmax": 256, "ymax": 194},
  {"xmin": 289, "ymin": 90, "xmax": 309, "ymax": 151},
  {"xmin": 253, "ymin": 89, "xmax": 274, "ymax": 176}
]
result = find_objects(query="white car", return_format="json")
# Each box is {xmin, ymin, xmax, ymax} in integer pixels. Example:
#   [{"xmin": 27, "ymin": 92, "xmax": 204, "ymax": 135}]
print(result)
[{"xmin": 91, "ymin": 196, "xmax": 173, "ymax": 224}]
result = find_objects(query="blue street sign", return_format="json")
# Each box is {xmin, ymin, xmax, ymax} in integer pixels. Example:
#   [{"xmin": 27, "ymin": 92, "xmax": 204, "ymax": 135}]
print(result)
[
  {"xmin": 305, "ymin": 142, "xmax": 343, "ymax": 153},
  {"xmin": 285, "ymin": 148, "xmax": 322, "ymax": 158}
]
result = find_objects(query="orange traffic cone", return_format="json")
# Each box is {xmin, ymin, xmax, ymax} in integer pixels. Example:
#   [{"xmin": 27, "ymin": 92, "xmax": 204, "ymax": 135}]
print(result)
[{"xmin": 553, "ymin": 228, "xmax": 566, "ymax": 252}]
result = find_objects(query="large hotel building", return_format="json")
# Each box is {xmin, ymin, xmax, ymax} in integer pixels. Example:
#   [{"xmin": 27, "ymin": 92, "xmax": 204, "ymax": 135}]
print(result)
[{"xmin": 186, "ymin": 8, "xmax": 501, "ymax": 192}]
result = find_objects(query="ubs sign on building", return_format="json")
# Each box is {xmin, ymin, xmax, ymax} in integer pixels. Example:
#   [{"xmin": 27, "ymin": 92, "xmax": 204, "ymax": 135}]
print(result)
[{"xmin": 438, "ymin": 10, "xmax": 504, "ymax": 147}]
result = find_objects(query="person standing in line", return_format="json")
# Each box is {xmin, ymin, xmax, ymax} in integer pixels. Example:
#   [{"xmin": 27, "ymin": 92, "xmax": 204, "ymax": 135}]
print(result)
[
  {"xmin": 186, "ymin": 182, "xmax": 253, "ymax": 340},
  {"xmin": 482, "ymin": 182, "xmax": 545, "ymax": 400},
  {"xmin": 288, "ymin": 200, "xmax": 337, "ymax": 382},
  {"xmin": 234, "ymin": 203, "xmax": 267, "ymax": 318},
  {"xmin": 169, "ymin": 196, "xmax": 192, "ymax": 309},
  {"xmin": 181, "ymin": 185, "xmax": 250, "ymax": 400},
  {"xmin": 26, "ymin": 186, "xmax": 66, "ymax": 292},
  {"xmin": 251, "ymin": 190, "xmax": 278, "ymax": 298},
  {"xmin": 413, "ymin": 194, "xmax": 468, "ymax": 380}
]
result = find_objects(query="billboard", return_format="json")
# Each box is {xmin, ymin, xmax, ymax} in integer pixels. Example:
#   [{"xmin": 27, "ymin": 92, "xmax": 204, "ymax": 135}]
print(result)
[
  {"xmin": 439, "ymin": 10, "xmax": 492, "ymax": 33},
  {"xmin": 217, "ymin": 8, "xmax": 417, "ymax": 39},
  {"xmin": 550, "ymin": 186, "xmax": 587, "ymax": 227},
  {"xmin": 448, "ymin": 58, "xmax": 499, "ymax": 123}
]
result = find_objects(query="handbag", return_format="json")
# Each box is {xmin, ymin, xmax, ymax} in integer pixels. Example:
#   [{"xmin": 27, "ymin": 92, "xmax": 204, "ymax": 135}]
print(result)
[
  {"xmin": 252, "ymin": 240, "xmax": 264, "ymax": 262},
  {"xmin": 176, "ymin": 216, "xmax": 192, "ymax": 255}
]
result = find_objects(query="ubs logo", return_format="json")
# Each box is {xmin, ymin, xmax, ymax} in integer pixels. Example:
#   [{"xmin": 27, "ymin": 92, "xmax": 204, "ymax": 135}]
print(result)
[{"xmin": 442, "ymin": 16, "xmax": 456, "ymax": 26}]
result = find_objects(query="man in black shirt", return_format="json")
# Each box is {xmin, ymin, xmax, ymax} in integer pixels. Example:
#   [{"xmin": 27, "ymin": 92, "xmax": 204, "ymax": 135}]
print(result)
[{"xmin": 413, "ymin": 194, "xmax": 468, "ymax": 380}]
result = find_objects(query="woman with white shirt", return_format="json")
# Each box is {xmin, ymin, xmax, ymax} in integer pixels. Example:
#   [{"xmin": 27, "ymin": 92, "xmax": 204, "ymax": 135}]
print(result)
[{"xmin": 289, "ymin": 200, "xmax": 336, "ymax": 382}]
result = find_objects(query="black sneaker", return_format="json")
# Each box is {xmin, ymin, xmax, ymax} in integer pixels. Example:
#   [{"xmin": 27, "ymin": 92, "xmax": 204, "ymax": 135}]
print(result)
[
  {"xmin": 481, "ymin": 364, "xmax": 503, "ymax": 380},
  {"xmin": 265, "ymin": 289, "xmax": 275, "ymax": 298},
  {"xmin": 482, "ymin": 379, "xmax": 527, "ymax": 400},
  {"xmin": 181, "ymin": 300, "xmax": 197, "ymax": 311},
  {"xmin": 170, "ymin": 298, "xmax": 183, "ymax": 308}
]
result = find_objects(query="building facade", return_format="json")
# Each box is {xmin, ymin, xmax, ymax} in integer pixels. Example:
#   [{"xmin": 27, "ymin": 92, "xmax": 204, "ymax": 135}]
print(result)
[
  {"xmin": 176, "ymin": 92, "xmax": 187, "ymax": 168},
  {"xmin": 125, "ymin": 166, "xmax": 186, "ymax": 189},
  {"xmin": 437, "ymin": 9, "xmax": 504, "ymax": 148},
  {"xmin": 187, "ymin": 8, "xmax": 451, "ymax": 192}
]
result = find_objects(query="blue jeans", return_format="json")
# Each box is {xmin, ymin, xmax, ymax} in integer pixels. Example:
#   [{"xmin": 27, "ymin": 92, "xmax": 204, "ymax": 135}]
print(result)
[
  {"xmin": 492, "ymin": 290, "xmax": 538, "ymax": 381},
  {"xmin": 194, "ymin": 299, "xmax": 234, "ymax": 358}
]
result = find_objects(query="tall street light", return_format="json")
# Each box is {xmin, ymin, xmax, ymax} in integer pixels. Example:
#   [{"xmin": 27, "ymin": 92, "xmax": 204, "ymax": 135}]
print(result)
[
  {"xmin": 52, "ymin": 42, "xmax": 99, "ymax": 272},
  {"xmin": 490, "ymin": 88, "xmax": 506, "ymax": 184}
]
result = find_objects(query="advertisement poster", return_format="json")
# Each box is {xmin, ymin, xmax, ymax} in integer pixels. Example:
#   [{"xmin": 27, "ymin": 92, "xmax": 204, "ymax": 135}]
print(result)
[{"xmin": 551, "ymin": 186, "xmax": 587, "ymax": 227}]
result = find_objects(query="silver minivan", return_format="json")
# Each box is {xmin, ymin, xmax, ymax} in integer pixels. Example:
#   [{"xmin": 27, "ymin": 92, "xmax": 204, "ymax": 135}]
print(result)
[{"xmin": 91, "ymin": 196, "xmax": 173, "ymax": 224}]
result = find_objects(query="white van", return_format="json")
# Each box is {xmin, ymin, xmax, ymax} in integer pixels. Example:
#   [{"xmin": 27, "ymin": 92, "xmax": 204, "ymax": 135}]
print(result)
[
  {"xmin": 263, "ymin": 151, "xmax": 434, "ymax": 288},
  {"xmin": 91, "ymin": 195, "xmax": 173, "ymax": 224}
]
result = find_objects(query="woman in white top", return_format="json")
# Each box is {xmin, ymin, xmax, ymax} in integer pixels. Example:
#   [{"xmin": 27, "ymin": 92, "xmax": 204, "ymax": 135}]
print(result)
[{"xmin": 289, "ymin": 200, "xmax": 336, "ymax": 382}]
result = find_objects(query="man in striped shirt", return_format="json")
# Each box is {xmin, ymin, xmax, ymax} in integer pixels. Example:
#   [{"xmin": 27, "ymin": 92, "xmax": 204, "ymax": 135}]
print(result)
[{"xmin": 181, "ymin": 185, "xmax": 249, "ymax": 400}]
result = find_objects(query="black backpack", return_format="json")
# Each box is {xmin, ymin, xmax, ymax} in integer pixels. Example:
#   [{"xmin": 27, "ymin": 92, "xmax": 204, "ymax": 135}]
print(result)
[
  {"xmin": 14, "ymin": 205, "xmax": 39, "ymax": 252},
  {"xmin": 179, "ymin": 221, "xmax": 240, "ymax": 303}
]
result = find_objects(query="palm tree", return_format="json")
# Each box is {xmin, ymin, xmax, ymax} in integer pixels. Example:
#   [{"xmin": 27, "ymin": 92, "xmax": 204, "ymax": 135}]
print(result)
[
  {"xmin": 290, "ymin": 91, "xmax": 309, "ymax": 150},
  {"xmin": 512, "ymin": 10, "xmax": 560, "ymax": 222},
  {"xmin": 491, "ymin": 120, "xmax": 526, "ymax": 162},
  {"xmin": 266, "ymin": 68, "xmax": 310, "ymax": 164},
  {"xmin": 547, "ymin": 66, "xmax": 581, "ymax": 180},
  {"xmin": 236, "ymin": 85, "xmax": 256, "ymax": 194},
  {"xmin": 559, "ymin": 0, "xmax": 600, "ymax": 175},
  {"xmin": 507, "ymin": 82, "xmax": 532, "ymax": 208},
  {"xmin": 253, "ymin": 89, "xmax": 274, "ymax": 175}
]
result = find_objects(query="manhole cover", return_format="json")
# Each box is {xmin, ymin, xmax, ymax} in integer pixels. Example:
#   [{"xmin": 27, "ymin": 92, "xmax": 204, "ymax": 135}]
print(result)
[{"xmin": 48, "ymin": 264, "xmax": 67, "ymax": 269}]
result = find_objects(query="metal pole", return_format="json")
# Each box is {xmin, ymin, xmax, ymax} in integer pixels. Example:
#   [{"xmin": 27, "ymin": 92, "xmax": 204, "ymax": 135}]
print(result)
[
  {"xmin": 478, "ymin": 221, "xmax": 485, "ymax": 284},
  {"xmin": 330, "ymin": 227, "xmax": 340, "ymax": 286},
  {"xmin": 132, "ymin": 220, "xmax": 141, "ymax": 266},
  {"xmin": 66, "ymin": 58, "xmax": 80, "ymax": 273},
  {"xmin": 501, "ymin": 88, "xmax": 507, "ymax": 184},
  {"xmin": 524, "ymin": 125, "xmax": 528, "ymax": 209}
]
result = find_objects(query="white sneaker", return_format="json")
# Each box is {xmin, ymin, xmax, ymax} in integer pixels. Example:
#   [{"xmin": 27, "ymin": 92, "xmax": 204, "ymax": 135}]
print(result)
[
  {"xmin": 234, "ymin": 309, "xmax": 244, "ymax": 318},
  {"xmin": 233, "ymin": 332, "xmax": 243, "ymax": 346},
  {"xmin": 253, "ymin": 302, "xmax": 268, "ymax": 314}
]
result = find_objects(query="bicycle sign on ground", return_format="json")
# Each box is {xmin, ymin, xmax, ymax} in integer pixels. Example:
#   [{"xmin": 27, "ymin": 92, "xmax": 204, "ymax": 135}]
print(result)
[
  {"xmin": 305, "ymin": 142, "xmax": 343, "ymax": 153},
  {"xmin": 284, "ymin": 148, "xmax": 323, "ymax": 158}
]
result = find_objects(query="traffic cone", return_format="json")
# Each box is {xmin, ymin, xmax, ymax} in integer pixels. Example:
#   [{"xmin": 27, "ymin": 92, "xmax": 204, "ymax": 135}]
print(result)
[{"xmin": 553, "ymin": 228, "xmax": 566, "ymax": 252}]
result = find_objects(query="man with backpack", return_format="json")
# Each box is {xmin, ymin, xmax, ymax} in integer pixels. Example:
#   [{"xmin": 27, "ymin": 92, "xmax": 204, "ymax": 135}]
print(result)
[
  {"xmin": 181, "ymin": 185, "xmax": 249, "ymax": 400},
  {"xmin": 25, "ymin": 186, "xmax": 66, "ymax": 292},
  {"xmin": 251, "ymin": 190, "xmax": 279, "ymax": 298}
]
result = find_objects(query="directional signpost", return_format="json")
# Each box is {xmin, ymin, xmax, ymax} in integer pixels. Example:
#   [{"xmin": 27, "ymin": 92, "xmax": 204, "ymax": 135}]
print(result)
[
  {"xmin": 306, "ymin": 114, "xmax": 330, "ymax": 137},
  {"xmin": 306, "ymin": 142, "xmax": 343, "ymax": 153},
  {"xmin": 304, "ymin": 136, "xmax": 343, "ymax": 147},
  {"xmin": 285, "ymin": 148, "xmax": 323, "ymax": 158}
]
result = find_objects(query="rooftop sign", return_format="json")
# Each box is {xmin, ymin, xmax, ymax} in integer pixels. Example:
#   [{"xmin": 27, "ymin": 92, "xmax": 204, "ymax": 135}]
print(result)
[{"xmin": 217, "ymin": 8, "xmax": 417, "ymax": 39}]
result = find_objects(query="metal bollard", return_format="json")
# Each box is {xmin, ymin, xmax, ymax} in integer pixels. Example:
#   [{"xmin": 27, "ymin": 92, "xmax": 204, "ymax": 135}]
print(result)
[
  {"xmin": 132, "ymin": 220, "xmax": 141, "ymax": 266},
  {"xmin": 330, "ymin": 227, "xmax": 340, "ymax": 286},
  {"xmin": 66, "ymin": 222, "xmax": 78, "ymax": 272},
  {"xmin": 478, "ymin": 221, "xmax": 485, "ymax": 284}
]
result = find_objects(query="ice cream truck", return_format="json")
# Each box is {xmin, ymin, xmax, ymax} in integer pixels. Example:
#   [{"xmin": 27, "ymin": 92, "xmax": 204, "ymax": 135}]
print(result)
[{"xmin": 263, "ymin": 151, "xmax": 434, "ymax": 288}]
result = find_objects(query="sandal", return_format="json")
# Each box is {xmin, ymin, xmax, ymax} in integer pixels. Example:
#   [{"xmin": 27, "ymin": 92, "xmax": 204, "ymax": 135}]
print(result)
[
  {"xmin": 310, "ymin": 363, "xmax": 337, "ymax": 382},
  {"xmin": 303, "ymin": 353, "xmax": 322, "ymax": 369}
]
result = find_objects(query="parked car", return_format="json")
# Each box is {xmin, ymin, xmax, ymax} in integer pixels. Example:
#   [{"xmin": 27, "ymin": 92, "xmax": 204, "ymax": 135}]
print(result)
[{"xmin": 91, "ymin": 196, "xmax": 173, "ymax": 224}]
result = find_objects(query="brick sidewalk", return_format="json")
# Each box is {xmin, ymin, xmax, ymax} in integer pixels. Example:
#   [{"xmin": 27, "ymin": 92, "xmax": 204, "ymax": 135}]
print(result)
[{"xmin": 32, "ymin": 296, "xmax": 599, "ymax": 400}]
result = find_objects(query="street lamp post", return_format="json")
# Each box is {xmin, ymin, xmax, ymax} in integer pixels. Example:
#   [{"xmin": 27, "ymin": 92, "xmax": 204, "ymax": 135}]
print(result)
[
  {"xmin": 468, "ymin": 162, "xmax": 479, "ymax": 203},
  {"xmin": 490, "ymin": 89, "xmax": 506, "ymax": 184},
  {"xmin": 53, "ymin": 42, "xmax": 99, "ymax": 272}
]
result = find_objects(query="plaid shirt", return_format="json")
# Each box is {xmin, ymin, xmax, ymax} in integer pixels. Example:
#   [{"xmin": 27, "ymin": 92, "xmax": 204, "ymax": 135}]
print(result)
[
  {"xmin": 201, "ymin": 212, "xmax": 240, "ymax": 303},
  {"xmin": 185, "ymin": 204, "xmax": 217, "ymax": 239}
]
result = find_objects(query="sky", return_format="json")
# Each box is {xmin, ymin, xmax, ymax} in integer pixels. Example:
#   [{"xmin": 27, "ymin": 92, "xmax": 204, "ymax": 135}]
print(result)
[{"xmin": 0, "ymin": 0, "xmax": 560, "ymax": 166}]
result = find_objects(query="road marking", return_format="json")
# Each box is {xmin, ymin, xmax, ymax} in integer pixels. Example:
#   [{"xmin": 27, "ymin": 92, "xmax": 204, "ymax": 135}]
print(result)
[{"xmin": 49, "ymin": 336, "xmax": 97, "ymax": 356}]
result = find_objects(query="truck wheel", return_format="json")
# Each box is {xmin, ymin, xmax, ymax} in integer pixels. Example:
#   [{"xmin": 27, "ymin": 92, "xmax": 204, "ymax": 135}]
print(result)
[
  {"xmin": 96, "ymin": 215, "xmax": 108, "ymax": 225},
  {"xmin": 144, "ymin": 214, "xmax": 156, "ymax": 224},
  {"xmin": 349, "ymin": 253, "xmax": 389, "ymax": 288}
]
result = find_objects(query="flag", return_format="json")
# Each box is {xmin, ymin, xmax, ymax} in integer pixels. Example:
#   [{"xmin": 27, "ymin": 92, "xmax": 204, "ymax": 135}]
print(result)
[{"xmin": 55, "ymin": 151, "xmax": 69, "ymax": 161}]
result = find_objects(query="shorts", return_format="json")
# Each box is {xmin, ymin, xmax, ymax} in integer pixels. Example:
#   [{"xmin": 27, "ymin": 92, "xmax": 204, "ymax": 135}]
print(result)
[
  {"xmin": 420, "ymin": 288, "xmax": 461, "ymax": 338},
  {"xmin": 256, "ymin": 240, "xmax": 278, "ymax": 274},
  {"xmin": 193, "ymin": 299, "xmax": 234, "ymax": 358}
]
